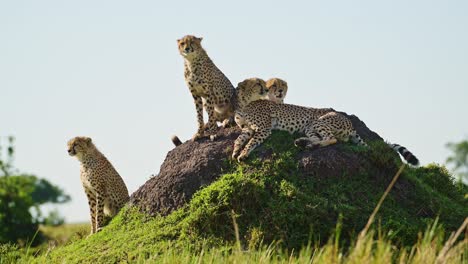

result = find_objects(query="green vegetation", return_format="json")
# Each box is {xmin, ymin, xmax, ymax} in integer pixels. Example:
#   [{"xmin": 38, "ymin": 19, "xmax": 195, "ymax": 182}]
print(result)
[
  {"xmin": 39, "ymin": 223, "xmax": 89, "ymax": 246},
  {"xmin": 12, "ymin": 213, "xmax": 468, "ymax": 263},
  {"xmin": 0, "ymin": 137, "xmax": 70, "ymax": 245},
  {"xmin": 12, "ymin": 220, "xmax": 466, "ymax": 263},
  {"xmin": 0, "ymin": 132, "xmax": 468, "ymax": 263},
  {"xmin": 446, "ymin": 138, "xmax": 468, "ymax": 182},
  {"xmin": 7, "ymin": 132, "xmax": 468, "ymax": 263}
]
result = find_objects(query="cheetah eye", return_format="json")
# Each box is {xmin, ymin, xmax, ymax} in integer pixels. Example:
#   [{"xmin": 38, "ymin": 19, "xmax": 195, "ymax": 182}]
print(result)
[{"xmin": 180, "ymin": 42, "xmax": 185, "ymax": 46}]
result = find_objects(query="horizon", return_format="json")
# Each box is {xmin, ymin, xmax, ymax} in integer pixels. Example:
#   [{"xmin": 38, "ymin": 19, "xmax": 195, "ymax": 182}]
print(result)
[{"xmin": 1, "ymin": 0, "xmax": 467, "ymax": 222}]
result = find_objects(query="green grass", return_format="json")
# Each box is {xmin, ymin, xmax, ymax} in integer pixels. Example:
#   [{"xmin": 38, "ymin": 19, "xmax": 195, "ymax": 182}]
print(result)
[
  {"xmin": 8, "ymin": 219, "xmax": 468, "ymax": 263},
  {"xmin": 0, "ymin": 223, "xmax": 89, "ymax": 263},
  {"xmin": 6, "ymin": 131, "xmax": 467, "ymax": 263},
  {"xmin": 39, "ymin": 223, "xmax": 89, "ymax": 246}
]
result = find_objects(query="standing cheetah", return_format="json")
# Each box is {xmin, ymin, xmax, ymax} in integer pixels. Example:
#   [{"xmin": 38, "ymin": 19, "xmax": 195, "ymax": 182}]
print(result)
[
  {"xmin": 67, "ymin": 137, "xmax": 129, "ymax": 235},
  {"xmin": 232, "ymin": 100, "xmax": 419, "ymax": 166},
  {"xmin": 171, "ymin": 78, "xmax": 269, "ymax": 147},
  {"xmin": 178, "ymin": 35, "xmax": 236, "ymax": 141}
]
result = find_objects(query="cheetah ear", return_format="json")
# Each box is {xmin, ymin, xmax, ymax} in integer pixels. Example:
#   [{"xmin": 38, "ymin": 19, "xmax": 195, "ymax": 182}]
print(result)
[
  {"xmin": 196, "ymin": 37, "xmax": 203, "ymax": 42},
  {"xmin": 85, "ymin": 137, "xmax": 92, "ymax": 144},
  {"xmin": 237, "ymin": 80, "xmax": 247, "ymax": 89},
  {"xmin": 177, "ymin": 38, "xmax": 181, "ymax": 43}
]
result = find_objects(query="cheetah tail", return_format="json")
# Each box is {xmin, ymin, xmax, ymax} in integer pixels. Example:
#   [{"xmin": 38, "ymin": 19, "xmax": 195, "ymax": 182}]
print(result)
[
  {"xmin": 350, "ymin": 131, "xmax": 367, "ymax": 146},
  {"xmin": 171, "ymin": 135, "xmax": 183, "ymax": 147},
  {"xmin": 388, "ymin": 143, "xmax": 420, "ymax": 166}
]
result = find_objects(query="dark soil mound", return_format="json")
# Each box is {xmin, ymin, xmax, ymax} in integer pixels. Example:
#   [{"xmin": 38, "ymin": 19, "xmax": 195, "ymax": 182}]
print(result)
[
  {"xmin": 129, "ymin": 127, "xmax": 239, "ymax": 215},
  {"xmin": 130, "ymin": 113, "xmax": 386, "ymax": 216}
]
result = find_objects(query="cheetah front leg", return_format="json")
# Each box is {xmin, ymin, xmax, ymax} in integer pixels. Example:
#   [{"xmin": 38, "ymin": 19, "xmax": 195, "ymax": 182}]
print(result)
[
  {"xmin": 85, "ymin": 189, "xmax": 97, "ymax": 235},
  {"xmin": 237, "ymin": 128, "xmax": 271, "ymax": 162},
  {"xmin": 191, "ymin": 94, "xmax": 205, "ymax": 141},
  {"xmin": 232, "ymin": 127, "xmax": 254, "ymax": 160},
  {"xmin": 204, "ymin": 101, "xmax": 219, "ymax": 140},
  {"xmin": 95, "ymin": 191, "xmax": 105, "ymax": 233}
]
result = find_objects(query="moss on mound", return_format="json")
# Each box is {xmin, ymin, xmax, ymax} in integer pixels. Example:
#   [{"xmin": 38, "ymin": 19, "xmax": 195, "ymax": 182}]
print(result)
[{"xmin": 30, "ymin": 131, "xmax": 467, "ymax": 263}]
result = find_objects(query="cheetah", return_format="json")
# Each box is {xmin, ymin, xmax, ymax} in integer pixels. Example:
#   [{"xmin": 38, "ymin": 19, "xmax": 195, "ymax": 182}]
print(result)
[
  {"xmin": 178, "ymin": 35, "xmax": 236, "ymax": 141},
  {"xmin": 232, "ymin": 100, "xmax": 419, "ymax": 166},
  {"xmin": 266, "ymin": 78, "xmax": 288, "ymax": 103},
  {"xmin": 67, "ymin": 137, "xmax": 129, "ymax": 235},
  {"xmin": 171, "ymin": 78, "xmax": 270, "ymax": 147}
]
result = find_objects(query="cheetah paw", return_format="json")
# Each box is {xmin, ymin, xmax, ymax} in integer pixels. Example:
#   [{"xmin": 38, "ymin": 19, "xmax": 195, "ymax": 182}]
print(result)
[
  {"xmin": 294, "ymin": 138, "xmax": 309, "ymax": 148},
  {"xmin": 191, "ymin": 133, "xmax": 203, "ymax": 141},
  {"xmin": 86, "ymin": 231, "xmax": 97, "ymax": 239},
  {"xmin": 221, "ymin": 118, "xmax": 235, "ymax": 128},
  {"xmin": 237, "ymin": 153, "xmax": 248, "ymax": 162}
]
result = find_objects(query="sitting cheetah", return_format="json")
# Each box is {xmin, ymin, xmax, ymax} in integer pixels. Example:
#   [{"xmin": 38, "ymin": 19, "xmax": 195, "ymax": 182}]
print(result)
[
  {"xmin": 232, "ymin": 100, "xmax": 419, "ymax": 166},
  {"xmin": 67, "ymin": 137, "xmax": 129, "ymax": 235},
  {"xmin": 178, "ymin": 35, "xmax": 236, "ymax": 141},
  {"xmin": 266, "ymin": 78, "xmax": 288, "ymax": 103},
  {"xmin": 171, "ymin": 78, "xmax": 270, "ymax": 147}
]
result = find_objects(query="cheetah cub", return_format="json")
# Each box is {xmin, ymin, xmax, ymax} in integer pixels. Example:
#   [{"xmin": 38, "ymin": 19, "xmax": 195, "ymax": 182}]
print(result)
[
  {"xmin": 178, "ymin": 35, "xmax": 236, "ymax": 141},
  {"xmin": 67, "ymin": 137, "xmax": 129, "ymax": 235},
  {"xmin": 266, "ymin": 78, "xmax": 288, "ymax": 103}
]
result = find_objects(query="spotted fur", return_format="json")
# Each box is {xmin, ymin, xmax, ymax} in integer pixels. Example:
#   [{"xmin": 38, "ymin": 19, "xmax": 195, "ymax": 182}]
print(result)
[
  {"xmin": 67, "ymin": 137, "xmax": 129, "ymax": 235},
  {"xmin": 266, "ymin": 78, "xmax": 288, "ymax": 103},
  {"xmin": 171, "ymin": 78, "xmax": 269, "ymax": 147},
  {"xmin": 232, "ymin": 100, "xmax": 419, "ymax": 166},
  {"xmin": 178, "ymin": 35, "xmax": 235, "ymax": 141}
]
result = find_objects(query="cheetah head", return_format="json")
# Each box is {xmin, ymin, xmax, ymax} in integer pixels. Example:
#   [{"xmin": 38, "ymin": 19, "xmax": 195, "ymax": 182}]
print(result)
[
  {"xmin": 67, "ymin": 137, "xmax": 94, "ymax": 160},
  {"xmin": 236, "ymin": 78, "xmax": 269, "ymax": 109},
  {"xmin": 177, "ymin": 35, "xmax": 204, "ymax": 58},
  {"xmin": 266, "ymin": 78, "xmax": 288, "ymax": 104}
]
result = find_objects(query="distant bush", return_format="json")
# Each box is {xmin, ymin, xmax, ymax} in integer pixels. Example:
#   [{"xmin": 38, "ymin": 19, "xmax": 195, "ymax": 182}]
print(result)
[
  {"xmin": 0, "ymin": 137, "xmax": 70, "ymax": 245},
  {"xmin": 446, "ymin": 139, "xmax": 468, "ymax": 182}
]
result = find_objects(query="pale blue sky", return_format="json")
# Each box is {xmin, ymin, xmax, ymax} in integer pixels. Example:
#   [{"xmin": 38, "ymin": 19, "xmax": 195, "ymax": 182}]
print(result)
[{"xmin": 1, "ymin": 0, "xmax": 467, "ymax": 222}]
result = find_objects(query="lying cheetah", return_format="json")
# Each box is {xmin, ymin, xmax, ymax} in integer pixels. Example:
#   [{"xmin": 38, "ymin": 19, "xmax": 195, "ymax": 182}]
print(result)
[
  {"xmin": 178, "ymin": 35, "xmax": 235, "ymax": 141},
  {"xmin": 232, "ymin": 100, "xmax": 419, "ymax": 166},
  {"xmin": 67, "ymin": 137, "xmax": 129, "ymax": 235},
  {"xmin": 171, "ymin": 78, "xmax": 270, "ymax": 147},
  {"xmin": 266, "ymin": 78, "xmax": 288, "ymax": 103}
]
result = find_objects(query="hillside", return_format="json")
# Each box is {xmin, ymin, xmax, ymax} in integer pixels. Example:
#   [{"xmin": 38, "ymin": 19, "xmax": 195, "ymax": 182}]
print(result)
[{"xmin": 17, "ymin": 112, "xmax": 467, "ymax": 263}]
